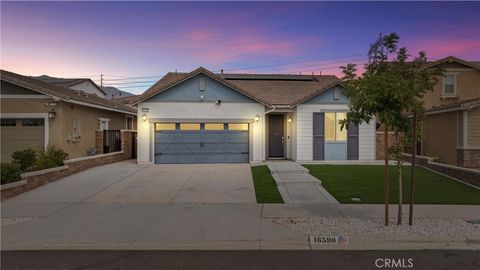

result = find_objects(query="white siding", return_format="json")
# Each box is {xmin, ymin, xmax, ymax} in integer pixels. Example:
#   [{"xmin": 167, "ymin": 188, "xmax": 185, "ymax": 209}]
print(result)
[
  {"xmin": 136, "ymin": 101, "xmax": 266, "ymax": 163},
  {"xmin": 294, "ymin": 104, "xmax": 375, "ymax": 161},
  {"xmin": 70, "ymin": 81, "xmax": 106, "ymax": 98},
  {"xmin": 358, "ymin": 119, "xmax": 376, "ymax": 160}
]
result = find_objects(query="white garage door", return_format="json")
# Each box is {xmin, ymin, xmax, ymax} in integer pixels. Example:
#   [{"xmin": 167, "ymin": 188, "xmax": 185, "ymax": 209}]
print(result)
[{"xmin": 1, "ymin": 118, "xmax": 45, "ymax": 162}]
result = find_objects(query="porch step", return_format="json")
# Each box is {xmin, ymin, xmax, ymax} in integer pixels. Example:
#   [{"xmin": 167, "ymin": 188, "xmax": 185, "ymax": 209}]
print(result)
[{"xmin": 266, "ymin": 162, "xmax": 309, "ymax": 175}]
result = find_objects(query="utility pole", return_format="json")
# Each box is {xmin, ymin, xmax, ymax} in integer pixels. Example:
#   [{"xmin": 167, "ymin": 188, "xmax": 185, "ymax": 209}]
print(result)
[{"xmin": 100, "ymin": 74, "xmax": 103, "ymax": 87}]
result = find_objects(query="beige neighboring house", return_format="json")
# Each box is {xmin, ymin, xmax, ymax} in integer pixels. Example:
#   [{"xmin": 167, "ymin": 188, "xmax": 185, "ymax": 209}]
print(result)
[
  {"xmin": 418, "ymin": 56, "xmax": 480, "ymax": 168},
  {"xmin": 34, "ymin": 75, "xmax": 107, "ymax": 98},
  {"xmin": 0, "ymin": 70, "xmax": 137, "ymax": 161}
]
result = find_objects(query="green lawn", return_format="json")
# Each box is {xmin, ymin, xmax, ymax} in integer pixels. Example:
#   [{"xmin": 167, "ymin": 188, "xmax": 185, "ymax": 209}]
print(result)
[
  {"xmin": 250, "ymin": 165, "xmax": 284, "ymax": 203},
  {"xmin": 304, "ymin": 165, "xmax": 480, "ymax": 205}
]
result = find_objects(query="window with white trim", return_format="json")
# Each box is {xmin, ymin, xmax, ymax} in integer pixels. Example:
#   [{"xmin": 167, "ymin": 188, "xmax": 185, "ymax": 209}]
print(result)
[
  {"xmin": 442, "ymin": 74, "xmax": 456, "ymax": 96},
  {"xmin": 99, "ymin": 118, "xmax": 110, "ymax": 130}
]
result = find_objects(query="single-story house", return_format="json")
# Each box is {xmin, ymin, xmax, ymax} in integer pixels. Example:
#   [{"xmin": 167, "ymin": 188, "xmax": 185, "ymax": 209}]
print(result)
[
  {"xmin": 132, "ymin": 67, "xmax": 376, "ymax": 164},
  {"xmin": 0, "ymin": 70, "xmax": 137, "ymax": 161}
]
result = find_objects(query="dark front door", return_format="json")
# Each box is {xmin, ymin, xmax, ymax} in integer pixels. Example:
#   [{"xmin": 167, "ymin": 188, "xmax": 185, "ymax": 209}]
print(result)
[{"xmin": 268, "ymin": 114, "xmax": 285, "ymax": 158}]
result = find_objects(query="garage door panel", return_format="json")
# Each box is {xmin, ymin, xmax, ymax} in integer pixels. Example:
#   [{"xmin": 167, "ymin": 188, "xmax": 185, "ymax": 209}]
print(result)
[
  {"xmin": 1, "ymin": 118, "xmax": 45, "ymax": 162},
  {"xmin": 154, "ymin": 123, "xmax": 249, "ymax": 164}
]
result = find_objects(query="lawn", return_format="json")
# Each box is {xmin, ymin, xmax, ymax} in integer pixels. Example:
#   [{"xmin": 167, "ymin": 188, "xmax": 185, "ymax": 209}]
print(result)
[
  {"xmin": 250, "ymin": 165, "xmax": 284, "ymax": 203},
  {"xmin": 303, "ymin": 165, "xmax": 480, "ymax": 205}
]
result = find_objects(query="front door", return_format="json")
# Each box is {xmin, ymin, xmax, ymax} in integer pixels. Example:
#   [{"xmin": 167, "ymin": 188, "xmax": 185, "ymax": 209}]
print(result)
[{"xmin": 268, "ymin": 114, "xmax": 285, "ymax": 158}]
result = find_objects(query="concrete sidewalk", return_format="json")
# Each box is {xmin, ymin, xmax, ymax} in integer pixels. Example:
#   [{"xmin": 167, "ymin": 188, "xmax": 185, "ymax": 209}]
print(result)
[
  {"xmin": 2, "ymin": 202, "xmax": 479, "ymax": 250},
  {"xmin": 267, "ymin": 162, "xmax": 338, "ymax": 204}
]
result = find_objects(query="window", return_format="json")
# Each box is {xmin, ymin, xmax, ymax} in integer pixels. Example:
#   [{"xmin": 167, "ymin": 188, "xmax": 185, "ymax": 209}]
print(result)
[
  {"xmin": 98, "ymin": 118, "xmax": 109, "ymax": 130},
  {"xmin": 1, "ymin": 119, "xmax": 16, "ymax": 126},
  {"xmin": 443, "ymin": 74, "xmax": 456, "ymax": 96},
  {"xmin": 228, "ymin": 123, "xmax": 248, "ymax": 131},
  {"xmin": 21, "ymin": 119, "xmax": 44, "ymax": 126},
  {"xmin": 155, "ymin": 123, "xmax": 176, "ymax": 131},
  {"xmin": 325, "ymin": 112, "xmax": 347, "ymax": 141},
  {"xmin": 180, "ymin": 123, "xmax": 200, "ymax": 130},
  {"xmin": 205, "ymin": 123, "xmax": 224, "ymax": 130},
  {"xmin": 126, "ymin": 116, "xmax": 133, "ymax": 130}
]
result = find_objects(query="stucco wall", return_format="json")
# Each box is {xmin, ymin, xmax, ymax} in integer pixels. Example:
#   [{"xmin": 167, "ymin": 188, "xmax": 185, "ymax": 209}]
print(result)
[
  {"xmin": 136, "ymin": 101, "xmax": 266, "ymax": 163},
  {"xmin": 422, "ymin": 111, "xmax": 458, "ymax": 165},
  {"xmin": 1, "ymin": 97, "xmax": 134, "ymax": 159},
  {"xmin": 466, "ymin": 107, "xmax": 480, "ymax": 148},
  {"xmin": 423, "ymin": 67, "xmax": 480, "ymax": 109},
  {"xmin": 70, "ymin": 81, "xmax": 106, "ymax": 98}
]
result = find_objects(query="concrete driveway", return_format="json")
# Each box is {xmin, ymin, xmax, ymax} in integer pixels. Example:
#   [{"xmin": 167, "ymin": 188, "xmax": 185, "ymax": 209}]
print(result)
[{"xmin": 4, "ymin": 161, "xmax": 256, "ymax": 205}]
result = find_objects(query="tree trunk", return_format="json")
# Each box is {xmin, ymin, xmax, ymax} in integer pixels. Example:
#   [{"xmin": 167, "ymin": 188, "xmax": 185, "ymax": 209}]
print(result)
[
  {"xmin": 397, "ymin": 132, "xmax": 403, "ymax": 225},
  {"xmin": 384, "ymin": 124, "xmax": 389, "ymax": 226},
  {"xmin": 409, "ymin": 113, "xmax": 417, "ymax": 226}
]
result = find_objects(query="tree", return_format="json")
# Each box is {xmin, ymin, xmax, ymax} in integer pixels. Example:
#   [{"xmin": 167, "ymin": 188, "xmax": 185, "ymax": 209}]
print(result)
[{"xmin": 340, "ymin": 33, "xmax": 441, "ymax": 226}]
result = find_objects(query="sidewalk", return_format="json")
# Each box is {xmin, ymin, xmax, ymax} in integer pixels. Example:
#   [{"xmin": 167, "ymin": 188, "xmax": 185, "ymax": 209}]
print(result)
[{"xmin": 2, "ymin": 202, "xmax": 479, "ymax": 250}]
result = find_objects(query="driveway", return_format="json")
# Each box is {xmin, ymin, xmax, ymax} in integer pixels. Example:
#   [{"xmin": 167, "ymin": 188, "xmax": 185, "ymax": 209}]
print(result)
[{"xmin": 3, "ymin": 161, "xmax": 256, "ymax": 205}]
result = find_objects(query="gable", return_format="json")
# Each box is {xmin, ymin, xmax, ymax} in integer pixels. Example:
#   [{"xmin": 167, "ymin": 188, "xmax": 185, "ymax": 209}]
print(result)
[
  {"xmin": 302, "ymin": 85, "xmax": 348, "ymax": 104},
  {"xmin": 147, "ymin": 74, "xmax": 255, "ymax": 102},
  {"xmin": 70, "ymin": 81, "xmax": 106, "ymax": 97}
]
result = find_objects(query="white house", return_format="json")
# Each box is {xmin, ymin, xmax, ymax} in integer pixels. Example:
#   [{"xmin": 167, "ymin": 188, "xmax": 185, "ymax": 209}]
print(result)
[{"xmin": 132, "ymin": 67, "xmax": 375, "ymax": 164}]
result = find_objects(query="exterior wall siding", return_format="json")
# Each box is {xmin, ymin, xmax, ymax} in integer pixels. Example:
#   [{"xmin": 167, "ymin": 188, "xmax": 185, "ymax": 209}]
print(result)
[
  {"xmin": 69, "ymin": 81, "xmax": 106, "ymax": 98},
  {"xmin": 466, "ymin": 107, "xmax": 480, "ymax": 148},
  {"xmin": 148, "ymin": 74, "xmax": 255, "ymax": 102},
  {"xmin": 422, "ymin": 111, "xmax": 458, "ymax": 165},
  {"xmin": 137, "ymin": 101, "xmax": 265, "ymax": 163},
  {"xmin": 295, "ymin": 104, "xmax": 375, "ymax": 161},
  {"xmin": 303, "ymin": 86, "xmax": 349, "ymax": 104}
]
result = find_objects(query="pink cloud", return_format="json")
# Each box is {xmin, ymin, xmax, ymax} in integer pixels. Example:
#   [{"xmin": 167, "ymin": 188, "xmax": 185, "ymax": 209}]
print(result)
[{"xmin": 406, "ymin": 38, "xmax": 480, "ymax": 60}]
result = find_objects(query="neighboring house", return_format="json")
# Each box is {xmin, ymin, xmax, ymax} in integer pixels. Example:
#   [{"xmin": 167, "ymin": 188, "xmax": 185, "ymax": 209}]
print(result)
[
  {"xmin": 102, "ymin": 86, "xmax": 135, "ymax": 100},
  {"xmin": 35, "ymin": 75, "xmax": 107, "ymax": 98},
  {"xmin": 0, "ymin": 70, "xmax": 137, "ymax": 161},
  {"xmin": 132, "ymin": 67, "xmax": 376, "ymax": 164},
  {"xmin": 418, "ymin": 56, "xmax": 480, "ymax": 168}
]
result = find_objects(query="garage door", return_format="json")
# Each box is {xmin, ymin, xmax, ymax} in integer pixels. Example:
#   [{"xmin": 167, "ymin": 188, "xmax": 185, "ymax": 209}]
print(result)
[
  {"xmin": 1, "ymin": 118, "xmax": 45, "ymax": 162},
  {"xmin": 154, "ymin": 122, "xmax": 249, "ymax": 164}
]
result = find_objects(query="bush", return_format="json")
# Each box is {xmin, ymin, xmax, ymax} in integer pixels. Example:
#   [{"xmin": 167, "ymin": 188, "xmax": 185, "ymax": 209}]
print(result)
[
  {"xmin": 1, "ymin": 163, "xmax": 22, "ymax": 185},
  {"xmin": 37, "ymin": 146, "xmax": 68, "ymax": 170},
  {"xmin": 11, "ymin": 148, "xmax": 37, "ymax": 172}
]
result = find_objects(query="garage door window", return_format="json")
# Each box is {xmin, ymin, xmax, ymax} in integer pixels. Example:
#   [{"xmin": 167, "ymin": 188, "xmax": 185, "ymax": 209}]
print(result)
[
  {"xmin": 1, "ymin": 119, "xmax": 17, "ymax": 126},
  {"xmin": 205, "ymin": 123, "xmax": 225, "ymax": 130},
  {"xmin": 228, "ymin": 123, "xmax": 248, "ymax": 131},
  {"xmin": 22, "ymin": 119, "xmax": 44, "ymax": 126},
  {"xmin": 156, "ymin": 123, "xmax": 176, "ymax": 131},
  {"xmin": 180, "ymin": 123, "xmax": 200, "ymax": 130}
]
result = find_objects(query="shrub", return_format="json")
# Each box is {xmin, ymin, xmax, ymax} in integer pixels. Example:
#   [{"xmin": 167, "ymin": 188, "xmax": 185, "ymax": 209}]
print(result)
[
  {"xmin": 37, "ymin": 146, "xmax": 68, "ymax": 170},
  {"xmin": 11, "ymin": 148, "xmax": 37, "ymax": 172},
  {"xmin": 1, "ymin": 163, "xmax": 22, "ymax": 185}
]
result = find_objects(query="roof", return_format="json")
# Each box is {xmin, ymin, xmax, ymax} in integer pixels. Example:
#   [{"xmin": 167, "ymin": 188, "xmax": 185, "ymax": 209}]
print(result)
[
  {"xmin": 132, "ymin": 67, "xmax": 341, "ymax": 107},
  {"xmin": 1, "ymin": 70, "xmax": 136, "ymax": 114},
  {"xmin": 426, "ymin": 98, "xmax": 480, "ymax": 115},
  {"xmin": 111, "ymin": 94, "xmax": 139, "ymax": 105},
  {"xmin": 35, "ymin": 75, "xmax": 107, "ymax": 95},
  {"xmin": 423, "ymin": 56, "xmax": 480, "ymax": 70}
]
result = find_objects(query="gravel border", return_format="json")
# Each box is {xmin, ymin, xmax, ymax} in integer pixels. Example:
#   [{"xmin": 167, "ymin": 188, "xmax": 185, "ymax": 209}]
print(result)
[{"xmin": 272, "ymin": 217, "xmax": 480, "ymax": 237}]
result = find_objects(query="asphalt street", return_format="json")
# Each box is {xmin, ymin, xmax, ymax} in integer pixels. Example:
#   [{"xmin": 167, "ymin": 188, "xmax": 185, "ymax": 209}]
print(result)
[{"xmin": 2, "ymin": 250, "xmax": 480, "ymax": 270}]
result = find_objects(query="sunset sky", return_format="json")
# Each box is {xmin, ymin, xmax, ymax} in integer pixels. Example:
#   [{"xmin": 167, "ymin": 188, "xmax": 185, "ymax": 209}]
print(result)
[{"xmin": 1, "ymin": 1, "xmax": 479, "ymax": 93}]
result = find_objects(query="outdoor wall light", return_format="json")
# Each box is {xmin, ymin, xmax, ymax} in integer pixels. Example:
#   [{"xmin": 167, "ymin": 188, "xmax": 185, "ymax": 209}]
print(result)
[
  {"xmin": 288, "ymin": 117, "xmax": 293, "ymax": 123},
  {"xmin": 48, "ymin": 109, "xmax": 56, "ymax": 119},
  {"xmin": 254, "ymin": 114, "xmax": 260, "ymax": 122},
  {"xmin": 142, "ymin": 113, "xmax": 148, "ymax": 121}
]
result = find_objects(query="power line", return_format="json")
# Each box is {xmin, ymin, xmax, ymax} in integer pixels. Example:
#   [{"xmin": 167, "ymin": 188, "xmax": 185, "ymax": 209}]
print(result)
[
  {"xmin": 102, "ymin": 75, "xmax": 165, "ymax": 81},
  {"xmin": 218, "ymin": 53, "xmax": 365, "ymax": 72},
  {"xmin": 104, "ymin": 80, "xmax": 159, "ymax": 86}
]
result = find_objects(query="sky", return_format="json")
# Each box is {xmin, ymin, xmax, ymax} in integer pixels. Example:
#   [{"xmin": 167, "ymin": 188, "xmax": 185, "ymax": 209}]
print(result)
[{"xmin": 1, "ymin": 1, "xmax": 479, "ymax": 94}]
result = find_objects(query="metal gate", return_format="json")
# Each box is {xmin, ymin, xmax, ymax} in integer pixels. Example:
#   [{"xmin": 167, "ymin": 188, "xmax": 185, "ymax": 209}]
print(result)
[
  {"xmin": 103, "ymin": 130, "xmax": 121, "ymax": 153},
  {"xmin": 154, "ymin": 124, "xmax": 249, "ymax": 164}
]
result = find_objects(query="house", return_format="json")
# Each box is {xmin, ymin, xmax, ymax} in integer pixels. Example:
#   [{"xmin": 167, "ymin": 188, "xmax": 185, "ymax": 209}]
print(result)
[
  {"xmin": 417, "ymin": 56, "xmax": 480, "ymax": 168},
  {"xmin": 102, "ymin": 86, "xmax": 135, "ymax": 100},
  {"xmin": 132, "ymin": 67, "xmax": 376, "ymax": 164},
  {"xmin": 35, "ymin": 75, "xmax": 107, "ymax": 98},
  {"xmin": 0, "ymin": 70, "xmax": 137, "ymax": 161}
]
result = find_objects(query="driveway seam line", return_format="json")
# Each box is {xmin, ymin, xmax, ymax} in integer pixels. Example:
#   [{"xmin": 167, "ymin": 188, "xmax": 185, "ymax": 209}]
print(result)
[{"xmin": 168, "ymin": 166, "xmax": 198, "ymax": 203}]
